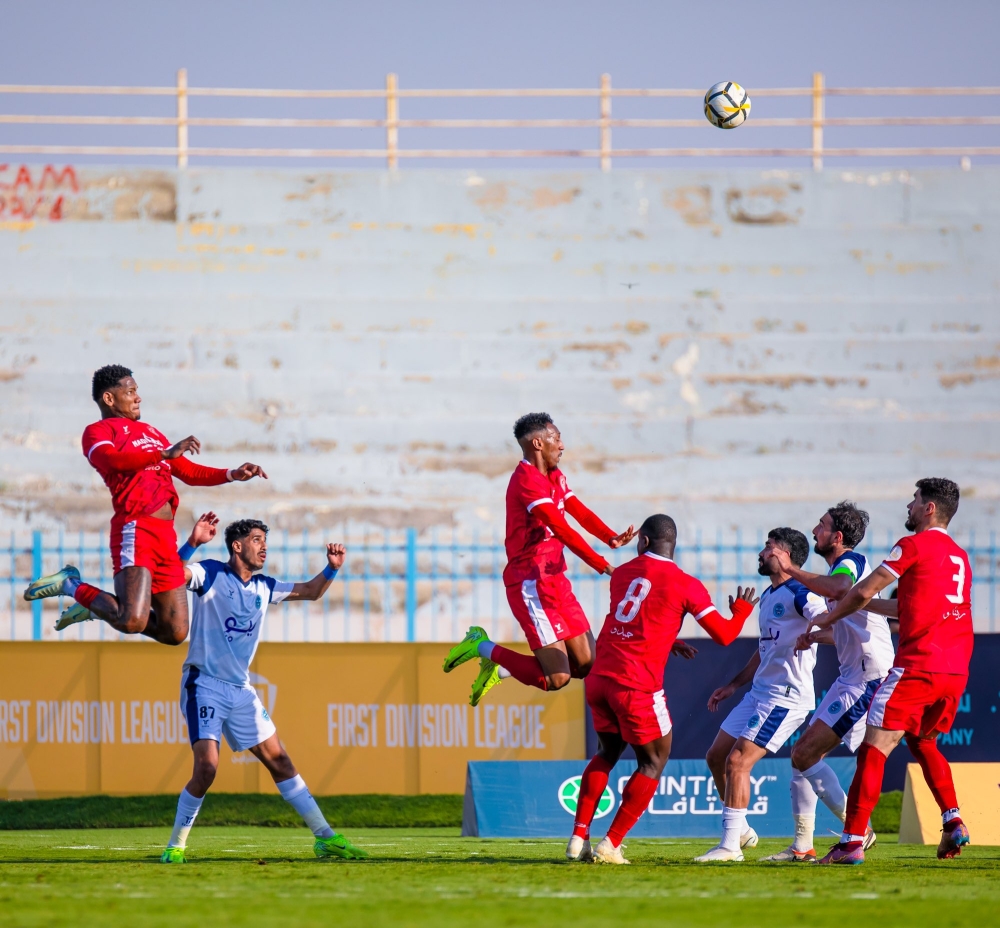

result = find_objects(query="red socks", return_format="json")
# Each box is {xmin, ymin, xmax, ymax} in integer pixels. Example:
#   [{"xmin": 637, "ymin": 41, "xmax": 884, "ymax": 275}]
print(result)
[
  {"xmin": 606, "ymin": 772, "xmax": 659, "ymax": 848},
  {"xmin": 573, "ymin": 755, "xmax": 614, "ymax": 839},
  {"xmin": 74, "ymin": 583, "xmax": 101, "ymax": 609},
  {"xmin": 906, "ymin": 735, "xmax": 959, "ymax": 812},
  {"xmin": 490, "ymin": 645, "xmax": 548, "ymax": 691},
  {"xmin": 844, "ymin": 742, "xmax": 887, "ymax": 837}
]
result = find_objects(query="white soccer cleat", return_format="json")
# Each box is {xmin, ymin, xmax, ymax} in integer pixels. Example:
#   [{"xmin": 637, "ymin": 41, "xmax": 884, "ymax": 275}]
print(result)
[
  {"xmin": 55, "ymin": 602, "xmax": 93, "ymax": 632},
  {"xmin": 566, "ymin": 835, "xmax": 594, "ymax": 862},
  {"xmin": 740, "ymin": 826, "xmax": 759, "ymax": 849},
  {"xmin": 760, "ymin": 845, "xmax": 817, "ymax": 863},
  {"xmin": 592, "ymin": 836, "xmax": 630, "ymax": 865},
  {"xmin": 693, "ymin": 844, "xmax": 744, "ymax": 863},
  {"xmin": 863, "ymin": 826, "xmax": 877, "ymax": 851}
]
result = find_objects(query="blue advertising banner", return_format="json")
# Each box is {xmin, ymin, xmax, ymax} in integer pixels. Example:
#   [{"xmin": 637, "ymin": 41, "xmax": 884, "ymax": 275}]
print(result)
[
  {"xmin": 587, "ymin": 634, "xmax": 1000, "ymax": 791},
  {"xmin": 462, "ymin": 757, "xmax": 857, "ymax": 839}
]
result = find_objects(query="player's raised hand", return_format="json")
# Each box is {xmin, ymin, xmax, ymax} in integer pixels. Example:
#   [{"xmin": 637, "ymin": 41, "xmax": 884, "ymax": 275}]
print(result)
[
  {"xmin": 707, "ymin": 683, "xmax": 736, "ymax": 712},
  {"xmin": 164, "ymin": 435, "xmax": 201, "ymax": 459},
  {"xmin": 229, "ymin": 462, "xmax": 268, "ymax": 481},
  {"xmin": 608, "ymin": 525, "xmax": 637, "ymax": 549},
  {"xmin": 326, "ymin": 543, "xmax": 346, "ymax": 570},
  {"xmin": 767, "ymin": 545, "xmax": 792, "ymax": 573},
  {"xmin": 190, "ymin": 511, "xmax": 219, "ymax": 546},
  {"xmin": 671, "ymin": 639, "xmax": 699, "ymax": 660},
  {"xmin": 729, "ymin": 585, "xmax": 760, "ymax": 610}
]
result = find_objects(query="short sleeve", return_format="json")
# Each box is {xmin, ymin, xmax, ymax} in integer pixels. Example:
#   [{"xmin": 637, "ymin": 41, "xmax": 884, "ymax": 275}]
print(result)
[
  {"xmin": 512, "ymin": 465, "xmax": 555, "ymax": 513},
  {"xmin": 264, "ymin": 576, "xmax": 295, "ymax": 604},
  {"xmin": 830, "ymin": 551, "xmax": 863, "ymax": 583},
  {"xmin": 684, "ymin": 575, "xmax": 715, "ymax": 619},
  {"xmin": 881, "ymin": 536, "xmax": 918, "ymax": 580},
  {"xmin": 793, "ymin": 585, "xmax": 827, "ymax": 620},
  {"xmin": 82, "ymin": 421, "xmax": 114, "ymax": 461},
  {"xmin": 187, "ymin": 560, "xmax": 223, "ymax": 596}
]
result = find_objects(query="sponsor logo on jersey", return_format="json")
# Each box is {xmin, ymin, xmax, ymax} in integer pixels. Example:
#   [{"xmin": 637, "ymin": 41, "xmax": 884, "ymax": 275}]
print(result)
[
  {"xmin": 255, "ymin": 595, "xmax": 262, "ymax": 609},
  {"xmin": 886, "ymin": 545, "xmax": 903, "ymax": 562},
  {"xmin": 557, "ymin": 775, "xmax": 615, "ymax": 819}
]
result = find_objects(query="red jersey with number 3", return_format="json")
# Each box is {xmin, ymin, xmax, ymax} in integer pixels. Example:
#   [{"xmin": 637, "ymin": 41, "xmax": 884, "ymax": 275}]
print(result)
[
  {"xmin": 82, "ymin": 418, "xmax": 177, "ymax": 524},
  {"xmin": 880, "ymin": 527, "xmax": 973, "ymax": 675},
  {"xmin": 591, "ymin": 552, "xmax": 715, "ymax": 692},
  {"xmin": 503, "ymin": 460, "xmax": 574, "ymax": 586}
]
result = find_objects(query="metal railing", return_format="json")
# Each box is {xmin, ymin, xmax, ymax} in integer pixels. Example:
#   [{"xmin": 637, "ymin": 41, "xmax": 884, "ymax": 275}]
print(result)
[
  {"xmin": 1, "ymin": 72, "xmax": 1000, "ymax": 170},
  {"xmin": 3, "ymin": 528, "xmax": 997, "ymax": 642}
]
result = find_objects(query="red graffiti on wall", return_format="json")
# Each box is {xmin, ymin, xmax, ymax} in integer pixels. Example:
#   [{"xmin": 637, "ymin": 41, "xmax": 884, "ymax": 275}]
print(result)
[{"xmin": 0, "ymin": 164, "xmax": 79, "ymax": 221}]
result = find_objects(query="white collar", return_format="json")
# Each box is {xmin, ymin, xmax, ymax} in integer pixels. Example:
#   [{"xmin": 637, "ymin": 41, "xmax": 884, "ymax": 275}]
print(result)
[
  {"xmin": 642, "ymin": 551, "xmax": 674, "ymax": 563},
  {"xmin": 926, "ymin": 526, "xmax": 949, "ymax": 535}
]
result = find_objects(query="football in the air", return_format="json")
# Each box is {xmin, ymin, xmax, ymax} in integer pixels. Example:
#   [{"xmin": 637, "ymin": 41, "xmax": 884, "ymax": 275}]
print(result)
[{"xmin": 704, "ymin": 81, "xmax": 751, "ymax": 129}]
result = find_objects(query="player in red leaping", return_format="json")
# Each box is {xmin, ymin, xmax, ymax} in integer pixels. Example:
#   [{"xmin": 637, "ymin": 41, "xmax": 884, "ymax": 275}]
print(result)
[
  {"xmin": 568, "ymin": 513, "xmax": 758, "ymax": 864},
  {"xmin": 443, "ymin": 413, "xmax": 636, "ymax": 705},
  {"xmin": 800, "ymin": 478, "xmax": 974, "ymax": 864},
  {"xmin": 24, "ymin": 365, "xmax": 267, "ymax": 644}
]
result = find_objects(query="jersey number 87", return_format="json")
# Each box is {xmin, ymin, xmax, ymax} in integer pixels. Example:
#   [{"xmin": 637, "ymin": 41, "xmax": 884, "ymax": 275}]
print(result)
[{"xmin": 614, "ymin": 578, "xmax": 652, "ymax": 623}]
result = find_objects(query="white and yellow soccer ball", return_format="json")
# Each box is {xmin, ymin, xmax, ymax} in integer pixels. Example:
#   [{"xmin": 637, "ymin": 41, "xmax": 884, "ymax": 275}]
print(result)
[{"xmin": 704, "ymin": 81, "xmax": 751, "ymax": 129}]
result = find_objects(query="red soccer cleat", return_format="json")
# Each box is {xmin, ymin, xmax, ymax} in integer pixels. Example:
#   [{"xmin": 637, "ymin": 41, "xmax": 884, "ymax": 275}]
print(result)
[
  {"xmin": 937, "ymin": 821, "xmax": 970, "ymax": 859},
  {"xmin": 817, "ymin": 842, "xmax": 865, "ymax": 865}
]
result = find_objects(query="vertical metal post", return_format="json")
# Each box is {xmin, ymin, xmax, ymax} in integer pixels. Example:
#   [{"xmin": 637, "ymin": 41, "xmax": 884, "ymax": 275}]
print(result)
[
  {"xmin": 405, "ymin": 527, "xmax": 416, "ymax": 642},
  {"xmin": 811, "ymin": 71, "xmax": 824, "ymax": 172},
  {"xmin": 599, "ymin": 73, "xmax": 612, "ymax": 172},
  {"xmin": 385, "ymin": 73, "xmax": 399, "ymax": 170},
  {"xmin": 176, "ymin": 68, "xmax": 188, "ymax": 169},
  {"xmin": 31, "ymin": 531, "xmax": 42, "ymax": 640}
]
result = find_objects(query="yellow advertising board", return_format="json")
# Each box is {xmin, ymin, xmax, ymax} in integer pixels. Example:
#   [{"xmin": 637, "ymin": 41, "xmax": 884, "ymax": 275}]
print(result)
[
  {"xmin": 899, "ymin": 762, "xmax": 1000, "ymax": 845},
  {"xmin": 0, "ymin": 642, "xmax": 584, "ymax": 798}
]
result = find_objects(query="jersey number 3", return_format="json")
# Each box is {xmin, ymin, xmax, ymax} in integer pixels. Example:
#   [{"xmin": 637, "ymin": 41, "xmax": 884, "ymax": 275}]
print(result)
[
  {"xmin": 614, "ymin": 578, "xmax": 651, "ymax": 623},
  {"xmin": 946, "ymin": 555, "xmax": 966, "ymax": 605}
]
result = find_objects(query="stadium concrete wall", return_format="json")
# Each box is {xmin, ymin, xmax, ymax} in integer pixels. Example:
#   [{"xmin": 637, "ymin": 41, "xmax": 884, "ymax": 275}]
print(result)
[{"xmin": 1, "ymin": 163, "xmax": 997, "ymax": 548}]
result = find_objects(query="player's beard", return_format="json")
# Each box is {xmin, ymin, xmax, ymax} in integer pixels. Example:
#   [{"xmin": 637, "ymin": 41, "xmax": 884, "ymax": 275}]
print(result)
[
  {"xmin": 813, "ymin": 540, "xmax": 834, "ymax": 557},
  {"xmin": 757, "ymin": 558, "xmax": 772, "ymax": 577},
  {"xmin": 904, "ymin": 513, "xmax": 918, "ymax": 532}
]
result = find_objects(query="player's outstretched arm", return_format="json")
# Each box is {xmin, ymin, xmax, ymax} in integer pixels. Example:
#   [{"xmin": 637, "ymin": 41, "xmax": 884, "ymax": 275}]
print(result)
[
  {"xmin": 864, "ymin": 597, "xmax": 898, "ymax": 618},
  {"xmin": 767, "ymin": 545, "xmax": 852, "ymax": 600},
  {"xmin": 531, "ymin": 502, "xmax": 612, "ymax": 575},
  {"xmin": 177, "ymin": 512, "xmax": 219, "ymax": 582},
  {"xmin": 285, "ymin": 544, "xmax": 346, "ymax": 602},
  {"xmin": 562, "ymin": 496, "xmax": 635, "ymax": 549},
  {"xmin": 707, "ymin": 650, "xmax": 760, "ymax": 712},
  {"xmin": 695, "ymin": 586, "xmax": 759, "ymax": 646},
  {"xmin": 804, "ymin": 566, "xmax": 895, "ymax": 642}
]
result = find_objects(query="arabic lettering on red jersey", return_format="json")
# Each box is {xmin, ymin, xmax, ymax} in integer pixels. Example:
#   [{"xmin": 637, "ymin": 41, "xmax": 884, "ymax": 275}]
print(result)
[
  {"xmin": 591, "ymin": 552, "xmax": 714, "ymax": 692},
  {"xmin": 82, "ymin": 418, "xmax": 178, "ymax": 523},
  {"xmin": 881, "ymin": 527, "xmax": 974, "ymax": 675},
  {"xmin": 503, "ymin": 460, "xmax": 574, "ymax": 585}
]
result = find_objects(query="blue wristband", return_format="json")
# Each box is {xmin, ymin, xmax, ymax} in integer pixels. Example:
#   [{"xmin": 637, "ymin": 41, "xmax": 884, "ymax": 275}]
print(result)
[
  {"xmin": 178, "ymin": 541, "xmax": 197, "ymax": 561},
  {"xmin": 322, "ymin": 564, "xmax": 338, "ymax": 580}
]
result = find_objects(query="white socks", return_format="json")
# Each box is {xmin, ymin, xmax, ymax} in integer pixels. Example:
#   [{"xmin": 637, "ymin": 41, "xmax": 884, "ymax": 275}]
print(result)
[
  {"xmin": 790, "ymin": 767, "xmax": 818, "ymax": 851},
  {"xmin": 497, "ymin": 667, "xmax": 511, "ymax": 679},
  {"xmin": 477, "ymin": 640, "xmax": 496, "ymax": 661},
  {"xmin": 943, "ymin": 807, "xmax": 962, "ymax": 824},
  {"xmin": 167, "ymin": 788, "xmax": 204, "ymax": 849},
  {"xmin": 63, "ymin": 576, "xmax": 81, "ymax": 596},
  {"xmin": 277, "ymin": 774, "xmax": 334, "ymax": 838},
  {"xmin": 801, "ymin": 760, "xmax": 847, "ymax": 822},
  {"xmin": 721, "ymin": 807, "xmax": 746, "ymax": 852}
]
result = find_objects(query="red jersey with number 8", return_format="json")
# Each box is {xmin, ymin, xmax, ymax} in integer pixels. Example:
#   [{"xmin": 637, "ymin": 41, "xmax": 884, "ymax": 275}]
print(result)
[
  {"xmin": 880, "ymin": 527, "xmax": 973, "ymax": 675},
  {"xmin": 591, "ymin": 552, "xmax": 715, "ymax": 692}
]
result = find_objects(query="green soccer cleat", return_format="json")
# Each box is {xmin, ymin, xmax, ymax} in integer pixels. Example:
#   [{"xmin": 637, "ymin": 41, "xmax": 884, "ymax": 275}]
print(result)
[
  {"xmin": 160, "ymin": 846, "xmax": 186, "ymax": 863},
  {"xmin": 24, "ymin": 565, "xmax": 80, "ymax": 602},
  {"xmin": 314, "ymin": 833, "xmax": 369, "ymax": 860},
  {"xmin": 442, "ymin": 626, "xmax": 489, "ymax": 673},
  {"xmin": 55, "ymin": 602, "xmax": 93, "ymax": 632},
  {"xmin": 470, "ymin": 658, "xmax": 502, "ymax": 707}
]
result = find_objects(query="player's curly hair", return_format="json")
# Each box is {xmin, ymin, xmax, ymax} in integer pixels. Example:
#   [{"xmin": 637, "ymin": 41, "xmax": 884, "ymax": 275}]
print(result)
[
  {"xmin": 225, "ymin": 518, "xmax": 269, "ymax": 554},
  {"xmin": 513, "ymin": 412, "xmax": 554, "ymax": 442},
  {"xmin": 767, "ymin": 527, "xmax": 810, "ymax": 567},
  {"xmin": 916, "ymin": 477, "xmax": 960, "ymax": 524},
  {"xmin": 91, "ymin": 364, "xmax": 134, "ymax": 403},
  {"xmin": 827, "ymin": 500, "xmax": 869, "ymax": 549}
]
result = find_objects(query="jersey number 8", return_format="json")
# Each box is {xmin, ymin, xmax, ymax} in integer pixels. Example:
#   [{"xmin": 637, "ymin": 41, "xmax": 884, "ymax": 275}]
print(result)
[{"xmin": 614, "ymin": 578, "xmax": 651, "ymax": 623}]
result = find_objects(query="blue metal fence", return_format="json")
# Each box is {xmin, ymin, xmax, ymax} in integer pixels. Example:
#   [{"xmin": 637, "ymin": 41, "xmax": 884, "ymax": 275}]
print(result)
[{"xmin": 3, "ymin": 527, "xmax": 998, "ymax": 641}]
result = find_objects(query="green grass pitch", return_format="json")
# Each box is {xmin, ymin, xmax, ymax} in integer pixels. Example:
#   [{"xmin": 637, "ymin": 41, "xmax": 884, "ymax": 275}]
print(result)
[{"xmin": 0, "ymin": 827, "xmax": 996, "ymax": 927}]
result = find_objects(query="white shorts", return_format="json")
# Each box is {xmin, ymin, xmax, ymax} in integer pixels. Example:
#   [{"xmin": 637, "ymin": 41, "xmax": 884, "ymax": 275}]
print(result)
[
  {"xmin": 181, "ymin": 668, "xmax": 276, "ymax": 752},
  {"xmin": 720, "ymin": 692, "xmax": 810, "ymax": 754},
  {"xmin": 810, "ymin": 676, "xmax": 883, "ymax": 753}
]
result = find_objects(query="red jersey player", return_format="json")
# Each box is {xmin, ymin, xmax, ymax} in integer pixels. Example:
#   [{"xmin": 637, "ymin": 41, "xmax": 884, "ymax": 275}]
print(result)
[
  {"xmin": 568, "ymin": 513, "xmax": 757, "ymax": 863},
  {"xmin": 443, "ymin": 412, "xmax": 635, "ymax": 706},
  {"xmin": 800, "ymin": 478, "xmax": 974, "ymax": 864},
  {"xmin": 24, "ymin": 365, "xmax": 266, "ymax": 644}
]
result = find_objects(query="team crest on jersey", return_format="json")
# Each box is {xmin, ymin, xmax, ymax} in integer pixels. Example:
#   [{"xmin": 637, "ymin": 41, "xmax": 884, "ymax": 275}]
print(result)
[
  {"xmin": 255, "ymin": 595, "xmax": 262, "ymax": 609},
  {"xmin": 747, "ymin": 714, "xmax": 761, "ymax": 729},
  {"xmin": 772, "ymin": 603, "xmax": 785, "ymax": 617},
  {"xmin": 828, "ymin": 701, "xmax": 842, "ymax": 715}
]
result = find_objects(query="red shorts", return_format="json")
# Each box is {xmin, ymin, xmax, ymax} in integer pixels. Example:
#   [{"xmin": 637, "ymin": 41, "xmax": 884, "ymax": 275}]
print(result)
[
  {"xmin": 867, "ymin": 667, "xmax": 968, "ymax": 737},
  {"xmin": 586, "ymin": 673, "xmax": 673, "ymax": 745},
  {"xmin": 110, "ymin": 516, "xmax": 185, "ymax": 594},
  {"xmin": 505, "ymin": 573, "xmax": 590, "ymax": 651}
]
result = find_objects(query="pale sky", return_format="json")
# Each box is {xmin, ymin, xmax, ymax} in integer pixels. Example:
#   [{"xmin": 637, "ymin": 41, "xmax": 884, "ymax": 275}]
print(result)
[{"xmin": 2, "ymin": 0, "xmax": 996, "ymax": 168}]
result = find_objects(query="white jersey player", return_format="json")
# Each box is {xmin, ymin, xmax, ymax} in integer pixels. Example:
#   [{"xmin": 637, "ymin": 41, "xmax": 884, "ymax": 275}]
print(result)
[
  {"xmin": 762, "ymin": 502, "xmax": 894, "ymax": 862},
  {"xmin": 695, "ymin": 527, "xmax": 824, "ymax": 863},
  {"xmin": 160, "ymin": 513, "xmax": 368, "ymax": 864}
]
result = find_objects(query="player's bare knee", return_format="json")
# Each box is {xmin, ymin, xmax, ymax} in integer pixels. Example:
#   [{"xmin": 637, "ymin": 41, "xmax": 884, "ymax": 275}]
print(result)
[
  {"xmin": 570, "ymin": 658, "xmax": 593, "ymax": 679},
  {"xmin": 163, "ymin": 622, "xmax": 188, "ymax": 646},
  {"xmin": 118, "ymin": 612, "xmax": 147, "ymax": 635},
  {"xmin": 546, "ymin": 672, "xmax": 572, "ymax": 691}
]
